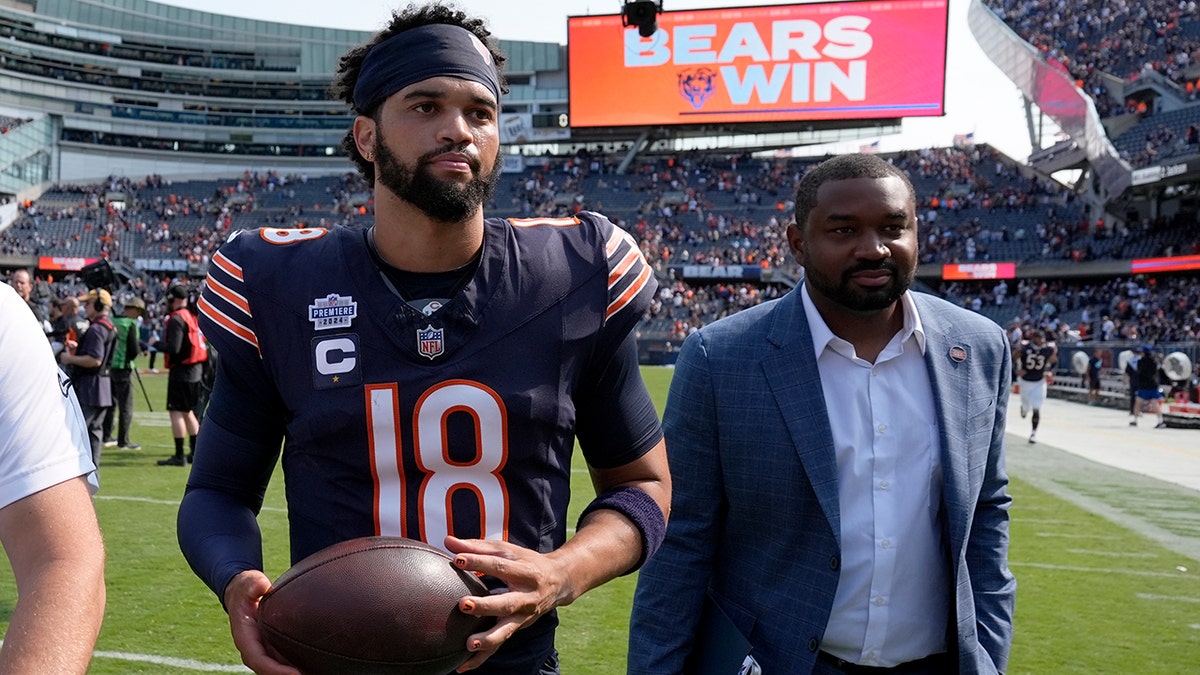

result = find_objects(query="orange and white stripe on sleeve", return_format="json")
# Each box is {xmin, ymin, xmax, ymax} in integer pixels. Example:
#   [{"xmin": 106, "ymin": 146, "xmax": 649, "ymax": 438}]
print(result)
[
  {"xmin": 604, "ymin": 225, "xmax": 654, "ymax": 323},
  {"xmin": 199, "ymin": 247, "xmax": 260, "ymax": 354}
]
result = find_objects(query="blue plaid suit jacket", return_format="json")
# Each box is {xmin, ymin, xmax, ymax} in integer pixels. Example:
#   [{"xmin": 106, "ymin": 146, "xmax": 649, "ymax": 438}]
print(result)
[{"xmin": 629, "ymin": 289, "xmax": 1016, "ymax": 674}]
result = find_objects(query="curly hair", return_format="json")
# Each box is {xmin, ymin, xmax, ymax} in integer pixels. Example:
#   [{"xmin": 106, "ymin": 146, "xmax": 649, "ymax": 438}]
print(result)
[
  {"xmin": 792, "ymin": 153, "xmax": 916, "ymax": 230},
  {"xmin": 328, "ymin": 2, "xmax": 509, "ymax": 183}
]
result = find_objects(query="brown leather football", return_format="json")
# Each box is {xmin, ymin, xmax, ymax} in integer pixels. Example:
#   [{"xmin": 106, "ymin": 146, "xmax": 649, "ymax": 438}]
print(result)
[{"xmin": 256, "ymin": 536, "xmax": 494, "ymax": 675}]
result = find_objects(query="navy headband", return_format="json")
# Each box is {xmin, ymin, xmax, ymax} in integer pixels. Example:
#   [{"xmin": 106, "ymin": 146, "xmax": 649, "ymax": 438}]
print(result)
[{"xmin": 353, "ymin": 23, "xmax": 501, "ymax": 112}]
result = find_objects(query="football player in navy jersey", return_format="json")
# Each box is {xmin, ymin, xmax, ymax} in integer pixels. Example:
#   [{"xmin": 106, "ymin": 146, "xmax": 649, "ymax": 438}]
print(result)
[
  {"xmin": 176, "ymin": 4, "xmax": 670, "ymax": 674},
  {"xmin": 1015, "ymin": 329, "xmax": 1057, "ymax": 443}
]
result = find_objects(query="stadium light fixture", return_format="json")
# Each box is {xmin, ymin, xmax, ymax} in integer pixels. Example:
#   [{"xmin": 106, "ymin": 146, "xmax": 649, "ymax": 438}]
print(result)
[{"xmin": 622, "ymin": 0, "xmax": 663, "ymax": 38}]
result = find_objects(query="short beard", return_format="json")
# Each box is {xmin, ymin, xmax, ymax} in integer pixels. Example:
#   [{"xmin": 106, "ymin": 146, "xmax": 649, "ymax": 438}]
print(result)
[
  {"xmin": 802, "ymin": 256, "xmax": 913, "ymax": 312},
  {"xmin": 375, "ymin": 140, "xmax": 502, "ymax": 223}
]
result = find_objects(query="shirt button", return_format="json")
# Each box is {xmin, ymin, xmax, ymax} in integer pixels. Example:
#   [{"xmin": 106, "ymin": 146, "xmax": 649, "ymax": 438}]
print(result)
[
  {"xmin": 873, "ymin": 596, "xmax": 885, "ymax": 606},
  {"xmin": 881, "ymin": 539, "xmax": 891, "ymax": 549},
  {"xmin": 877, "ymin": 424, "xmax": 887, "ymax": 433},
  {"xmin": 879, "ymin": 480, "xmax": 889, "ymax": 490}
]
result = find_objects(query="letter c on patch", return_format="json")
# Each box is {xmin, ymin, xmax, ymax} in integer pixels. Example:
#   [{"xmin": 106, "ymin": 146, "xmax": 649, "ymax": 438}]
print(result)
[{"xmin": 316, "ymin": 337, "xmax": 357, "ymax": 375}]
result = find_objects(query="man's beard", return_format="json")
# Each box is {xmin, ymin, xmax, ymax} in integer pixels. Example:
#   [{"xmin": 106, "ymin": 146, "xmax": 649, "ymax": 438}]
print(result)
[
  {"xmin": 375, "ymin": 140, "xmax": 502, "ymax": 223},
  {"xmin": 802, "ymin": 255, "xmax": 914, "ymax": 312}
]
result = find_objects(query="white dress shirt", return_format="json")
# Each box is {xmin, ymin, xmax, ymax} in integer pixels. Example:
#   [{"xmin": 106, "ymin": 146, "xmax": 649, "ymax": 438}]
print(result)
[{"xmin": 801, "ymin": 285, "xmax": 950, "ymax": 667}]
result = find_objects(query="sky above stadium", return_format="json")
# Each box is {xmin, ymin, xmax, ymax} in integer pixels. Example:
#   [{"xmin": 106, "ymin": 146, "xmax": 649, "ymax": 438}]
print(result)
[{"xmin": 158, "ymin": 0, "xmax": 1036, "ymax": 160}]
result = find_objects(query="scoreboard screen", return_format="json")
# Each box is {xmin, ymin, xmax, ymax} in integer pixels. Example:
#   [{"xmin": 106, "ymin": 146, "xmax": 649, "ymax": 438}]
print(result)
[{"xmin": 567, "ymin": 1, "xmax": 949, "ymax": 128}]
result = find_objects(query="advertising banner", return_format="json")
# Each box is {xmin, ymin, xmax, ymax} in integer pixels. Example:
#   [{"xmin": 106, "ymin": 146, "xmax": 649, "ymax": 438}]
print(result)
[
  {"xmin": 941, "ymin": 262, "xmax": 1017, "ymax": 280},
  {"xmin": 38, "ymin": 256, "xmax": 99, "ymax": 272},
  {"xmin": 1131, "ymin": 255, "xmax": 1200, "ymax": 274},
  {"xmin": 568, "ymin": 1, "xmax": 949, "ymax": 128}
]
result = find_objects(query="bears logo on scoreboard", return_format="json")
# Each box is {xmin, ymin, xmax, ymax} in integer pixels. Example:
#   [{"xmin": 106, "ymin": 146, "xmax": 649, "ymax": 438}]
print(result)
[{"xmin": 678, "ymin": 67, "xmax": 718, "ymax": 109}]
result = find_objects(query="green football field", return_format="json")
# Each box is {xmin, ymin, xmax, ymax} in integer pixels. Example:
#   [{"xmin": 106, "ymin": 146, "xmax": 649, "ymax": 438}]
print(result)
[{"xmin": 1, "ymin": 367, "xmax": 1198, "ymax": 673}]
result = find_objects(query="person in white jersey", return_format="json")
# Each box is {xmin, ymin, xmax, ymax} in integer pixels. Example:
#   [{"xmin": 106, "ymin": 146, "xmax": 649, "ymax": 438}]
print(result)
[{"xmin": 0, "ymin": 283, "xmax": 106, "ymax": 673}]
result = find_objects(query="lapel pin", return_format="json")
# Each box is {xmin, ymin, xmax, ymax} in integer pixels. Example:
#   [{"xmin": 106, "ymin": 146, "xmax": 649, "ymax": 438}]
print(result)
[{"xmin": 949, "ymin": 346, "xmax": 967, "ymax": 363}]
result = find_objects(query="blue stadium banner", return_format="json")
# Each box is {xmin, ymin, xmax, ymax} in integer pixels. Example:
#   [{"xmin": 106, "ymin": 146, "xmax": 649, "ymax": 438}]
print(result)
[
  {"xmin": 671, "ymin": 265, "xmax": 763, "ymax": 280},
  {"xmin": 135, "ymin": 258, "xmax": 191, "ymax": 273}
]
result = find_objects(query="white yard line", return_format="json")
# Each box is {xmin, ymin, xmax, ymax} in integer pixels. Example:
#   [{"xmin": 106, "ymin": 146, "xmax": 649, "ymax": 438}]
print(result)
[
  {"xmin": 1033, "ymin": 532, "xmax": 1120, "ymax": 539},
  {"xmin": 1011, "ymin": 562, "xmax": 1197, "ymax": 579},
  {"xmin": 0, "ymin": 643, "xmax": 248, "ymax": 673},
  {"xmin": 1065, "ymin": 549, "xmax": 1158, "ymax": 558},
  {"xmin": 1135, "ymin": 593, "xmax": 1200, "ymax": 603},
  {"xmin": 92, "ymin": 650, "xmax": 251, "ymax": 672},
  {"xmin": 95, "ymin": 495, "xmax": 286, "ymax": 513}
]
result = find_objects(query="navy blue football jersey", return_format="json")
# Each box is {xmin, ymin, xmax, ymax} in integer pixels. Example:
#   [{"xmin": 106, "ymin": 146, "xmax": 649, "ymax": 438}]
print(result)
[
  {"xmin": 192, "ymin": 212, "xmax": 659, "ymax": 557},
  {"xmin": 183, "ymin": 213, "xmax": 661, "ymax": 670},
  {"xmin": 1018, "ymin": 342, "xmax": 1056, "ymax": 382}
]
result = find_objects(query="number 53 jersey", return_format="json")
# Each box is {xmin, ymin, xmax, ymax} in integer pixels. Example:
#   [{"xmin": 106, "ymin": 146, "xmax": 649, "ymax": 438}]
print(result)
[{"xmin": 190, "ymin": 213, "xmax": 661, "ymax": 566}]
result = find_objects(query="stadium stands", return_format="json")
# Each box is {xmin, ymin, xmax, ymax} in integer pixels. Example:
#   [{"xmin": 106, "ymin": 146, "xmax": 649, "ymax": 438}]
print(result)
[
  {"xmin": 0, "ymin": 0, "xmax": 1197, "ymax": 375},
  {"xmin": 3, "ymin": 140, "xmax": 1198, "ymax": 357},
  {"xmin": 938, "ymin": 274, "xmax": 1200, "ymax": 342},
  {"xmin": 1112, "ymin": 110, "xmax": 1200, "ymax": 168},
  {"xmin": 983, "ymin": 0, "xmax": 1200, "ymax": 172},
  {"xmin": 0, "ymin": 0, "xmax": 571, "ymax": 184},
  {"xmin": 984, "ymin": 0, "xmax": 1200, "ymax": 103}
]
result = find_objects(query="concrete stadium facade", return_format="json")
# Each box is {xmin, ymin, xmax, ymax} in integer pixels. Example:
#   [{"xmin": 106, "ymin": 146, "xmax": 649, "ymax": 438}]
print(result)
[{"xmin": 0, "ymin": 0, "xmax": 567, "ymax": 183}]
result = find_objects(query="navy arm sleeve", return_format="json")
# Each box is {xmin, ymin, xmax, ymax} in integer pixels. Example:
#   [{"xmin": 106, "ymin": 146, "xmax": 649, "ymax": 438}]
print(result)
[{"xmin": 177, "ymin": 346, "xmax": 286, "ymax": 603}]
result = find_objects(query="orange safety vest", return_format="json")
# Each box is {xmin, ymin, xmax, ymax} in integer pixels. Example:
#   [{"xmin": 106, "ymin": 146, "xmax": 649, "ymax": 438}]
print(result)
[{"xmin": 164, "ymin": 308, "xmax": 208, "ymax": 367}]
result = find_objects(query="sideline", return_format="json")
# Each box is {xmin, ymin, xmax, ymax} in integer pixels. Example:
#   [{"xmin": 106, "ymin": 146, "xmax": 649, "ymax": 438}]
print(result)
[
  {"xmin": 1005, "ymin": 393, "xmax": 1200, "ymax": 491},
  {"xmin": 1004, "ymin": 394, "xmax": 1200, "ymax": 562}
]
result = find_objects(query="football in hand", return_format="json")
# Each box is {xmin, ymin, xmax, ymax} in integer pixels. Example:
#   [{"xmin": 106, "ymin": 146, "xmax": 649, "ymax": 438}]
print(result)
[{"xmin": 256, "ymin": 536, "xmax": 494, "ymax": 675}]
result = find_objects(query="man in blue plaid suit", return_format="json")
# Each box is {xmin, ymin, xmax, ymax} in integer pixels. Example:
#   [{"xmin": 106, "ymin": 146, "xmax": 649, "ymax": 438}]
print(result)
[{"xmin": 629, "ymin": 154, "xmax": 1015, "ymax": 674}]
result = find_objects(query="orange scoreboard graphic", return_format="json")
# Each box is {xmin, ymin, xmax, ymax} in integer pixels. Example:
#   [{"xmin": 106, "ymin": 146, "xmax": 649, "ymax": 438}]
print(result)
[
  {"xmin": 567, "ymin": 1, "xmax": 949, "ymax": 128},
  {"xmin": 942, "ymin": 262, "xmax": 1017, "ymax": 281}
]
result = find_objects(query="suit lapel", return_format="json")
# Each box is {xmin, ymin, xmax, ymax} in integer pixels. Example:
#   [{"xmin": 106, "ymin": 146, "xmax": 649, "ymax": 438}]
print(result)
[
  {"xmin": 917, "ymin": 297, "xmax": 972, "ymax": 557},
  {"xmin": 762, "ymin": 291, "xmax": 841, "ymax": 535}
]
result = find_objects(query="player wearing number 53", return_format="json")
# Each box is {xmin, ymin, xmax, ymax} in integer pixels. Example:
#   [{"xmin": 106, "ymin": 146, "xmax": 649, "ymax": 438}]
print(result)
[{"xmin": 175, "ymin": 4, "xmax": 669, "ymax": 674}]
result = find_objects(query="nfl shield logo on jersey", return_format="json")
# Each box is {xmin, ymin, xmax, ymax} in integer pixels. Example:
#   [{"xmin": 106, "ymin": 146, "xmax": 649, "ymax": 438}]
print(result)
[{"xmin": 417, "ymin": 324, "xmax": 444, "ymax": 360}]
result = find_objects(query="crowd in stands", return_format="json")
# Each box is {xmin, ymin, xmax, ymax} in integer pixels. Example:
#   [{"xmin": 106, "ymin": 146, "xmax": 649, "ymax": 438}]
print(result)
[
  {"xmin": 7, "ymin": 262, "xmax": 1197, "ymax": 364},
  {"xmin": 1, "ymin": 144, "xmax": 1198, "ymax": 345},
  {"xmin": 939, "ymin": 273, "xmax": 1200, "ymax": 403},
  {"xmin": 498, "ymin": 150, "xmax": 796, "ymax": 275},
  {"xmin": 0, "ymin": 171, "xmax": 373, "ymax": 265},
  {"xmin": 1116, "ymin": 115, "xmax": 1200, "ymax": 169},
  {"xmin": 984, "ymin": 0, "xmax": 1200, "ymax": 170},
  {"xmin": 984, "ymin": 0, "xmax": 1200, "ymax": 117},
  {"xmin": 0, "ymin": 1, "xmax": 1196, "ymax": 376},
  {"xmin": 939, "ymin": 274, "xmax": 1200, "ymax": 346},
  {"xmin": 1123, "ymin": 122, "xmax": 1196, "ymax": 168},
  {"xmin": 505, "ymin": 145, "xmax": 1197, "ymax": 270},
  {"xmin": 645, "ymin": 280, "xmax": 786, "ymax": 342}
]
